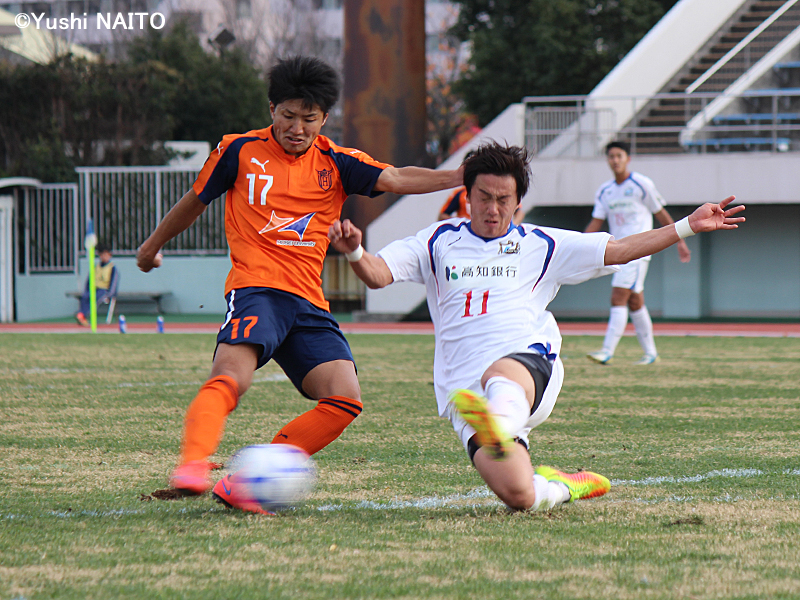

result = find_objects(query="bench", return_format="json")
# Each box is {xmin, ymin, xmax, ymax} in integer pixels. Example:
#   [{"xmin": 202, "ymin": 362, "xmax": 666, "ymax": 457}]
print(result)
[{"xmin": 66, "ymin": 291, "xmax": 169, "ymax": 323}]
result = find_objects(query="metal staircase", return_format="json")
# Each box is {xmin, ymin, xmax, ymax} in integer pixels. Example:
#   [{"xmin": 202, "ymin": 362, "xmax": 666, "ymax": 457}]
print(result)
[{"xmin": 631, "ymin": 0, "xmax": 800, "ymax": 154}]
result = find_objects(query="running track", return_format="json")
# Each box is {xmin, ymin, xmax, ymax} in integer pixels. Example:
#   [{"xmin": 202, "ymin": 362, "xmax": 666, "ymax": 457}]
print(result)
[{"xmin": 1, "ymin": 321, "xmax": 798, "ymax": 337}]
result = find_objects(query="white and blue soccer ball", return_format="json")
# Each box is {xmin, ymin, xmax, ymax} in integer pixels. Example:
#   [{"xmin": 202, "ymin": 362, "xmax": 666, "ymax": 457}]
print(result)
[{"xmin": 229, "ymin": 444, "xmax": 316, "ymax": 512}]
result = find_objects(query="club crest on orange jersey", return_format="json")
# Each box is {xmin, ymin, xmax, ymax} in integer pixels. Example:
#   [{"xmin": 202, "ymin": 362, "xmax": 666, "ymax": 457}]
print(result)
[{"xmin": 317, "ymin": 168, "xmax": 334, "ymax": 191}]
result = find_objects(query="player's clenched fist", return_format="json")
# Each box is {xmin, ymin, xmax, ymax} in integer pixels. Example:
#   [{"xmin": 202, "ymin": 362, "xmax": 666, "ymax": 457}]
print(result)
[
  {"xmin": 328, "ymin": 219, "xmax": 362, "ymax": 254},
  {"xmin": 136, "ymin": 246, "xmax": 163, "ymax": 272}
]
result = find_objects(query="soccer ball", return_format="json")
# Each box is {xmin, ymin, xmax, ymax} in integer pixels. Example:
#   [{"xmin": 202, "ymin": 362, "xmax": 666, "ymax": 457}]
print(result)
[{"xmin": 229, "ymin": 444, "xmax": 316, "ymax": 512}]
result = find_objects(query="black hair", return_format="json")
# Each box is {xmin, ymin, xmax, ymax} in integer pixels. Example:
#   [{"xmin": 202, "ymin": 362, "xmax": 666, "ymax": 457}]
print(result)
[
  {"xmin": 605, "ymin": 140, "xmax": 630, "ymax": 155},
  {"xmin": 461, "ymin": 142, "xmax": 531, "ymax": 202},
  {"xmin": 96, "ymin": 243, "xmax": 110, "ymax": 254},
  {"xmin": 268, "ymin": 56, "xmax": 340, "ymax": 114}
]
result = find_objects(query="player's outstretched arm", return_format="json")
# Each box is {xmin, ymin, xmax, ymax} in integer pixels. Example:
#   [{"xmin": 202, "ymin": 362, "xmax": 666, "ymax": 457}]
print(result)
[
  {"xmin": 604, "ymin": 196, "xmax": 744, "ymax": 266},
  {"xmin": 374, "ymin": 165, "xmax": 463, "ymax": 195},
  {"xmin": 328, "ymin": 219, "xmax": 394, "ymax": 289},
  {"xmin": 654, "ymin": 208, "xmax": 692, "ymax": 263},
  {"xmin": 137, "ymin": 189, "xmax": 207, "ymax": 272}
]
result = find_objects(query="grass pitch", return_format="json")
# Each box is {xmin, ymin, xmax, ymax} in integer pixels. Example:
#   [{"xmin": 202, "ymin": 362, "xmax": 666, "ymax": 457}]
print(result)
[{"xmin": 1, "ymin": 332, "xmax": 800, "ymax": 599}]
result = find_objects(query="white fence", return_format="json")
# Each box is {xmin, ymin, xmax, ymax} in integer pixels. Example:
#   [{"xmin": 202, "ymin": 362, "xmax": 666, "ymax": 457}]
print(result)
[
  {"xmin": 76, "ymin": 166, "xmax": 227, "ymax": 257},
  {"xmin": 19, "ymin": 167, "xmax": 227, "ymax": 274},
  {"xmin": 21, "ymin": 183, "xmax": 79, "ymax": 274}
]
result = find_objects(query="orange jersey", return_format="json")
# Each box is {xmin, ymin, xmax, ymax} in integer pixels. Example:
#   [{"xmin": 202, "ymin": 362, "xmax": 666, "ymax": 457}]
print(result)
[
  {"xmin": 439, "ymin": 186, "xmax": 469, "ymax": 218},
  {"xmin": 193, "ymin": 126, "xmax": 391, "ymax": 311}
]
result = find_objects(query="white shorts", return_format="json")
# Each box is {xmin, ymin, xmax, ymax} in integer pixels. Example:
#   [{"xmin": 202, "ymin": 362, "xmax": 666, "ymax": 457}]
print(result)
[
  {"xmin": 611, "ymin": 257, "xmax": 650, "ymax": 293},
  {"xmin": 445, "ymin": 356, "xmax": 565, "ymax": 453}
]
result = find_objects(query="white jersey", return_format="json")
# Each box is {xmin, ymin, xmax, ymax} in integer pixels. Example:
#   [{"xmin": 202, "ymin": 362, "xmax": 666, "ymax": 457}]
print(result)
[
  {"xmin": 592, "ymin": 172, "xmax": 666, "ymax": 241},
  {"xmin": 377, "ymin": 219, "xmax": 617, "ymax": 415}
]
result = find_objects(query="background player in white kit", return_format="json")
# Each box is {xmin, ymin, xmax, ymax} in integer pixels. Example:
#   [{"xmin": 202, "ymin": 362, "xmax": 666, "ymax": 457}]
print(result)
[
  {"xmin": 328, "ymin": 142, "xmax": 744, "ymax": 512},
  {"xmin": 585, "ymin": 141, "xmax": 692, "ymax": 366}
]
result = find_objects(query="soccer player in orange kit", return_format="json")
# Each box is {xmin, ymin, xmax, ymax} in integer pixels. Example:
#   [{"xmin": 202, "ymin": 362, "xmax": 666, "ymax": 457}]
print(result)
[{"xmin": 136, "ymin": 56, "xmax": 463, "ymax": 513}]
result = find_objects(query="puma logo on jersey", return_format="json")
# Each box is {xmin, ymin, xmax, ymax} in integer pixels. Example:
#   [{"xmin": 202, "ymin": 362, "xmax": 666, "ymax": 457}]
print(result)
[
  {"xmin": 250, "ymin": 157, "xmax": 269, "ymax": 172},
  {"xmin": 259, "ymin": 211, "xmax": 317, "ymax": 241}
]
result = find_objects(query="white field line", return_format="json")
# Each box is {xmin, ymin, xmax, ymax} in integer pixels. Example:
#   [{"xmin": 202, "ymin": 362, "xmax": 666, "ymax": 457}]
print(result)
[
  {"xmin": 3, "ymin": 468, "xmax": 798, "ymax": 520},
  {"xmin": 317, "ymin": 487, "xmax": 501, "ymax": 512},
  {"xmin": 610, "ymin": 468, "xmax": 766, "ymax": 486}
]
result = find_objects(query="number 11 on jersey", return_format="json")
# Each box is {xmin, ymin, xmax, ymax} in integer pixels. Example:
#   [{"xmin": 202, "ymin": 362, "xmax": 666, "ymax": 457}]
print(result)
[{"xmin": 462, "ymin": 290, "xmax": 489, "ymax": 318}]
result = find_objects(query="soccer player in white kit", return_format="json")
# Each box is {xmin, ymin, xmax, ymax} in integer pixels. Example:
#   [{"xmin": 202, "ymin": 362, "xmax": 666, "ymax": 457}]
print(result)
[
  {"xmin": 585, "ymin": 141, "xmax": 692, "ymax": 365},
  {"xmin": 328, "ymin": 142, "xmax": 744, "ymax": 512}
]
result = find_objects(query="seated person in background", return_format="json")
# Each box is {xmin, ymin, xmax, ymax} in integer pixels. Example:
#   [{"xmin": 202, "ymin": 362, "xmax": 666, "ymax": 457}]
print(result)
[
  {"xmin": 438, "ymin": 184, "xmax": 524, "ymax": 225},
  {"xmin": 76, "ymin": 243, "xmax": 120, "ymax": 326}
]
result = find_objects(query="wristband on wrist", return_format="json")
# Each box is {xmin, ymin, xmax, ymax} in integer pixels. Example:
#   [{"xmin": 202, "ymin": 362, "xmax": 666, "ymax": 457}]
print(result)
[
  {"xmin": 674, "ymin": 217, "xmax": 695, "ymax": 239},
  {"xmin": 345, "ymin": 245, "xmax": 364, "ymax": 262}
]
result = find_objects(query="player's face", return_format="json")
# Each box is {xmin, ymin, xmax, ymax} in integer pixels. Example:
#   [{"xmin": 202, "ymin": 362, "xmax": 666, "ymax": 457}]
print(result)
[
  {"xmin": 468, "ymin": 174, "xmax": 519, "ymax": 238},
  {"xmin": 606, "ymin": 147, "xmax": 630, "ymax": 177},
  {"xmin": 270, "ymin": 99, "xmax": 328, "ymax": 156}
]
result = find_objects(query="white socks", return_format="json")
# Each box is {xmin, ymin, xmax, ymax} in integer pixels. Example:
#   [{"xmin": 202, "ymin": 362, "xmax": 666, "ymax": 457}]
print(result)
[
  {"xmin": 532, "ymin": 474, "xmax": 570, "ymax": 510},
  {"xmin": 484, "ymin": 377, "xmax": 571, "ymax": 511},
  {"xmin": 630, "ymin": 306, "xmax": 657, "ymax": 357},
  {"xmin": 484, "ymin": 376, "xmax": 531, "ymax": 437},
  {"xmin": 602, "ymin": 305, "xmax": 657, "ymax": 357},
  {"xmin": 602, "ymin": 305, "xmax": 628, "ymax": 356}
]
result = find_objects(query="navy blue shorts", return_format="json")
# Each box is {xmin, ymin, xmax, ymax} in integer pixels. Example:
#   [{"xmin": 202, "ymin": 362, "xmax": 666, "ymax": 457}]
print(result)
[{"xmin": 216, "ymin": 287, "xmax": 355, "ymax": 398}]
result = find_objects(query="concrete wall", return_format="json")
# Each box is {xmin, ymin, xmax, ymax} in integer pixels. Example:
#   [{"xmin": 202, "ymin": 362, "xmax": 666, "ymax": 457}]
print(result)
[
  {"xmin": 531, "ymin": 152, "xmax": 800, "ymax": 207},
  {"xmin": 546, "ymin": 203, "xmax": 800, "ymax": 319}
]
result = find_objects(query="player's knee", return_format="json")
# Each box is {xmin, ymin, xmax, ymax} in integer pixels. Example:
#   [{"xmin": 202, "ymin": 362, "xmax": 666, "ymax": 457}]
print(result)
[
  {"xmin": 481, "ymin": 361, "xmax": 535, "ymax": 400},
  {"xmin": 302, "ymin": 360, "xmax": 360, "ymax": 400},
  {"xmin": 500, "ymin": 486, "xmax": 537, "ymax": 511},
  {"xmin": 208, "ymin": 367, "xmax": 252, "ymax": 396},
  {"xmin": 610, "ymin": 288, "xmax": 630, "ymax": 306},
  {"xmin": 628, "ymin": 293, "xmax": 644, "ymax": 311}
]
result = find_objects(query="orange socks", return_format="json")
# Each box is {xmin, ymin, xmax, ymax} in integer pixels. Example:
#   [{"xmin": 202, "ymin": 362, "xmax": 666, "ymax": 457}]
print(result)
[
  {"xmin": 271, "ymin": 396, "xmax": 363, "ymax": 455},
  {"xmin": 179, "ymin": 375, "xmax": 239, "ymax": 465},
  {"xmin": 180, "ymin": 384, "xmax": 360, "ymax": 463}
]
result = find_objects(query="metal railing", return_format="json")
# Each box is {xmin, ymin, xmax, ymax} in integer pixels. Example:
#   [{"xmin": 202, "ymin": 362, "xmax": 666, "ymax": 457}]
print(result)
[
  {"xmin": 524, "ymin": 89, "xmax": 800, "ymax": 157},
  {"xmin": 76, "ymin": 166, "xmax": 228, "ymax": 256},
  {"xmin": 22, "ymin": 183, "xmax": 79, "ymax": 274}
]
